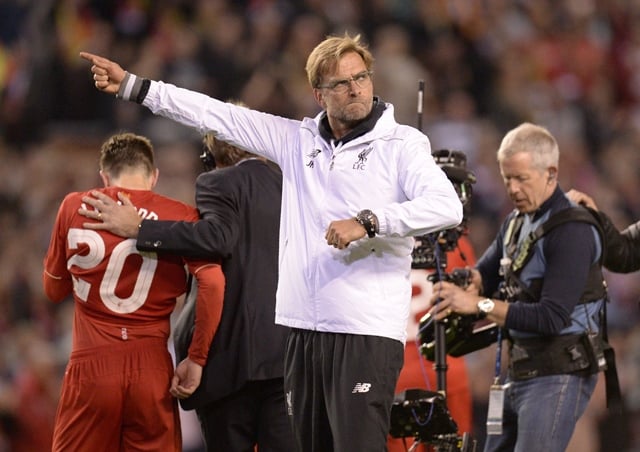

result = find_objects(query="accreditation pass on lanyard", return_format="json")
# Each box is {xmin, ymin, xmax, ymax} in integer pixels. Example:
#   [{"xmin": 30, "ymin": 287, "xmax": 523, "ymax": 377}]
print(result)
[
  {"xmin": 487, "ymin": 328, "xmax": 507, "ymax": 435},
  {"xmin": 487, "ymin": 382, "xmax": 508, "ymax": 435}
]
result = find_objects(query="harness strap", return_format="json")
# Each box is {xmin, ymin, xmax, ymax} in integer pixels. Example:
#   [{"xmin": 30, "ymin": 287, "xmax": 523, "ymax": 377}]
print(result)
[{"xmin": 512, "ymin": 207, "xmax": 604, "ymax": 273}]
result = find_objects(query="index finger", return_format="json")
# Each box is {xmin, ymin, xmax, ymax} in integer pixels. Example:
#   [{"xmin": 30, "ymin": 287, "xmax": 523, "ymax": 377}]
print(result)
[
  {"xmin": 79, "ymin": 51, "xmax": 110, "ymax": 67},
  {"xmin": 80, "ymin": 52, "xmax": 104, "ymax": 64}
]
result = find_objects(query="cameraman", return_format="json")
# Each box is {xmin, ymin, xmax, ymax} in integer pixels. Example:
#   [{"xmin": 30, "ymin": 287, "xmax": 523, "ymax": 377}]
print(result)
[
  {"xmin": 567, "ymin": 189, "xmax": 640, "ymax": 273},
  {"xmin": 429, "ymin": 123, "xmax": 607, "ymax": 451}
]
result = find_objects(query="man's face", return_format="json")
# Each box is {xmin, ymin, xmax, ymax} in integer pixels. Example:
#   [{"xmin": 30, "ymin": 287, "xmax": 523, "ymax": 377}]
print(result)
[
  {"xmin": 500, "ymin": 152, "xmax": 555, "ymax": 213},
  {"xmin": 313, "ymin": 51, "xmax": 374, "ymax": 138}
]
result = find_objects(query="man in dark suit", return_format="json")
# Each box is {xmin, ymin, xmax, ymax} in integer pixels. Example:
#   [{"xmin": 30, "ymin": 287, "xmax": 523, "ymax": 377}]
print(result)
[{"xmin": 78, "ymin": 133, "xmax": 293, "ymax": 451}]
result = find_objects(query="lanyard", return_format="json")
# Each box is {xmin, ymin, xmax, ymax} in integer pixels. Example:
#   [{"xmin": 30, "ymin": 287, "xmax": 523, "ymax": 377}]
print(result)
[{"xmin": 493, "ymin": 327, "xmax": 503, "ymax": 384}]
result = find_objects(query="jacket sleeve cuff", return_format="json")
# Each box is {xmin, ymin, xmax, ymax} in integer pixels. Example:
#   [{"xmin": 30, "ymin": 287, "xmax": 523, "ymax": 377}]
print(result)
[
  {"xmin": 116, "ymin": 72, "xmax": 150, "ymax": 103},
  {"xmin": 377, "ymin": 211, "xmax": 388, "ymax": 235}
]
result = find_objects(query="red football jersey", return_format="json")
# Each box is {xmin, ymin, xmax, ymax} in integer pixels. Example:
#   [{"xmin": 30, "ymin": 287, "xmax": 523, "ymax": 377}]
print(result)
[{"xmin": 43, "ymin": 186, "xmax": 219, "ymax": 355}]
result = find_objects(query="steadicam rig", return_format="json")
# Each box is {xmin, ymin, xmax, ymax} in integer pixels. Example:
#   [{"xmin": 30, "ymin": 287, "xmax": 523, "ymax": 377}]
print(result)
[
  {"xmin": 393, "ymin": 77, "xmax": 480, "ymax": 450},
  {"xmin": 391, "ymin": 149, "xmax": 479, "ymax": 451}
]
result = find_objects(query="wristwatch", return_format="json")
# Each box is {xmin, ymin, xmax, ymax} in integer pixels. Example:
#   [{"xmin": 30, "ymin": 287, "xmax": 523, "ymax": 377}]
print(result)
[
  {"xmin": 477, "ymin": 298, "xmax": 495, "ymax": 319},
  {"xmin": 355, "ymin": 209, "xmax": 379, "ymax": 238}
]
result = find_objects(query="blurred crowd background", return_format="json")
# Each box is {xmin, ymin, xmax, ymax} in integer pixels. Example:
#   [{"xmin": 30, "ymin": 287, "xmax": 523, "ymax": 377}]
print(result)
[{"xmin": 1, "ymin": 0, "xmax": 640, "ymax": 451}]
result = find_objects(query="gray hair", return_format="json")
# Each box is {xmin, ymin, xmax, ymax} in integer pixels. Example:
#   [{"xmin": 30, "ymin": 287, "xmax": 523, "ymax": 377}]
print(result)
[{"xmin": 497, "ymin": 122, "xmax": 559, "ymax": 171}]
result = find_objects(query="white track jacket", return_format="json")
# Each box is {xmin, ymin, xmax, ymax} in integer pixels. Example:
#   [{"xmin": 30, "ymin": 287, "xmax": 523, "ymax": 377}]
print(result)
[{"xmin": 144, "ymin": 81, "xmax": 462, "ymax": 343}]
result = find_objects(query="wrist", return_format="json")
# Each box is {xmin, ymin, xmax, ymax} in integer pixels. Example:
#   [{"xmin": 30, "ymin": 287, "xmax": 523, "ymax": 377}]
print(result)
[{"xmin": 129, "ymin": 219, "xmax": 143, "ymax": 238}]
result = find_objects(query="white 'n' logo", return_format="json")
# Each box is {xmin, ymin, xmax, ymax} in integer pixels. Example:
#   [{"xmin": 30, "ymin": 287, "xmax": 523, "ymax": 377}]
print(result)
[{"xmin": 286, "ymin": 390, "xmax": 293, "ymax": 415}]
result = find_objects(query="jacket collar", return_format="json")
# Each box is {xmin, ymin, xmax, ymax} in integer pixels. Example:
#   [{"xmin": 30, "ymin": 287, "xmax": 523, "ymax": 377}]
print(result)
[
  {"xmin": 531, "ymin": 186, "xmax": 565, "ymax": 221},
  {"xmin": 318, "ymin": 97, "xmax": 387, "ymax": 145}
]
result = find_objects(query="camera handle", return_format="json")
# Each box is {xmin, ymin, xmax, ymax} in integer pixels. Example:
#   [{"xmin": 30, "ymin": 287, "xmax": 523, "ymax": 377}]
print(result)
[
  {"xmin": 430, "ymin": 243, "xmax": 451, "ymax": 398},
  {"xmin": 434, "ymin": 312, "xmax": 449, "ymax": 395}
]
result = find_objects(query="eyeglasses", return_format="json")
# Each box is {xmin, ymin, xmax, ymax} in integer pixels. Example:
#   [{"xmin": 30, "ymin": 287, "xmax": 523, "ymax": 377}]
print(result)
[{"xmin": 318, "ymin": 70, "xmax": 373, "ymax": 93}]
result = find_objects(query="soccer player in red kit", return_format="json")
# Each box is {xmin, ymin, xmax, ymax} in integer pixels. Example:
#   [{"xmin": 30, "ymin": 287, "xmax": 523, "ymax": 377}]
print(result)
[{"xmin": 43, "ymin": 133, "xmax": 225, "ymax": 452}]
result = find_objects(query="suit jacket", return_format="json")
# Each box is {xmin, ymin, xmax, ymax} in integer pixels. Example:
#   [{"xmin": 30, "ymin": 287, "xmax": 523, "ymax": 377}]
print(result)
[
  {"xmin": 594, "ymin": 210, "xmax": 640, "ymax": 273},
  {"xmin": 137, "ymin": 159, "xmax": 287, "ymax": 409}
]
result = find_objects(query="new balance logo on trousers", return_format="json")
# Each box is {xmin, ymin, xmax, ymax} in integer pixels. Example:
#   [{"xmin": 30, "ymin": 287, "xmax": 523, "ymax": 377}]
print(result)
[{"xmin": 352, "ymin": 383, "xmax": 371, "ymax": 393}]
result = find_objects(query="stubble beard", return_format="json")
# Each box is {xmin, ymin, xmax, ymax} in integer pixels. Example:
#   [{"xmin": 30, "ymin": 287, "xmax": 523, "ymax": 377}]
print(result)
[{"xmin": 339, "ymin": 99, "xmax": 373, "ymax": 127}]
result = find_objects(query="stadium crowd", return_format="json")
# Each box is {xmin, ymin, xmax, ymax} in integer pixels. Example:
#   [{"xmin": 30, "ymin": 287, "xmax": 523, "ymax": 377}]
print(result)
[{"xmin": 1, "ymin": 0, "xmax": 639, "ymax": 450}]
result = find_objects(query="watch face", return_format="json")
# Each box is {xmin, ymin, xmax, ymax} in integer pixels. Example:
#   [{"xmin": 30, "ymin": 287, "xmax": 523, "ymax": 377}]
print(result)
[{"xmin": 479, "ymin": 299, "xmax": 494, "ymax": 313}]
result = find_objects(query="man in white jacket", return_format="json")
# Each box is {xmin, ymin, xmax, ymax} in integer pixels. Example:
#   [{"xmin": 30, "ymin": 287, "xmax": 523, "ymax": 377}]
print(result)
[{"xmin": 80, "ymin": 32, "xmax": 462, "ymax": 452}]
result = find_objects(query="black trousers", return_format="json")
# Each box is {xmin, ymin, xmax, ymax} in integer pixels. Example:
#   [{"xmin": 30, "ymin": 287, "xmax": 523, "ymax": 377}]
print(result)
[
  {"xmin": 284, "ymin": 329, "xmax": 404, "ymax": 452},
  {"xmin": 196, "ymin": 378, "xmax": 294, "ymax": 452}
]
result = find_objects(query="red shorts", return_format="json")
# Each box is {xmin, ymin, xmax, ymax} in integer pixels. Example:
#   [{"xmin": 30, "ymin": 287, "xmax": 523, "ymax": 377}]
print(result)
[{"xmin": 52, "ymin": 337, "xmax": 181, "ymax": 452}]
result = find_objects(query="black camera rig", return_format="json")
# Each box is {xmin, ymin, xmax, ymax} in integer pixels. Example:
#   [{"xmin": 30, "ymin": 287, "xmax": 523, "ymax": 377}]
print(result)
[{"xmin": 390, "ymin": 149, "xmax": 479, "ymax": 451}]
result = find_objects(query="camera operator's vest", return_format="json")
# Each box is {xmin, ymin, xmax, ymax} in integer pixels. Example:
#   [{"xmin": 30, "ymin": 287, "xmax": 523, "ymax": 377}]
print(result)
[{"xmin": 501, "ymin": 206, "xmax": 607, "ymax": 306}]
